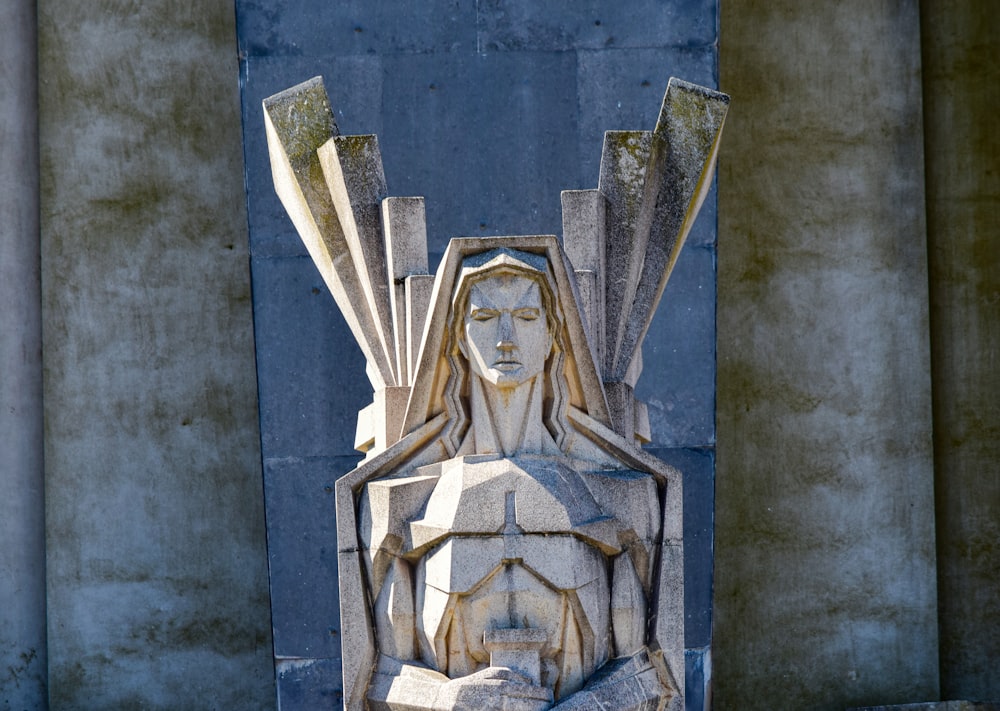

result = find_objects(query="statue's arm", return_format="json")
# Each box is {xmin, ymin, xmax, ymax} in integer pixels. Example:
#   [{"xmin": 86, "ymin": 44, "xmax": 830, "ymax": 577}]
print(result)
[
  {"xmin": 551, "ymin": 539, "xmax": 677, "ymax": 709},
  {"xmin": 366, "ymin": 655, "xmax": 446, "ymax": 711},
  {"xmin": 549, "ymin": 648, "xmax": 675, "ymax": 711},
  {"xmin": 368, "ymin": 655, "xmax": 552, "ymax": 711}
]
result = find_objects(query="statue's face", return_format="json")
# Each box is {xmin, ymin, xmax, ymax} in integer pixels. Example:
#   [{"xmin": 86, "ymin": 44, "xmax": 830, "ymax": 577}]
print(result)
[{"xmin": 461, "ymin": 273, "xmax": 552, "ymax": 390}]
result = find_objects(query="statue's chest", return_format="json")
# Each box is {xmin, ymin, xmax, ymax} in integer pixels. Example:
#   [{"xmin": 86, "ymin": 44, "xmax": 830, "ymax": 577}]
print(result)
[
  {"xmin": 413, "ymin": 532, "xmax": 613, "ymax": 689},
  {"xmin": 404, "ymin": 456, "xmax": 625, "ymax": 557}
]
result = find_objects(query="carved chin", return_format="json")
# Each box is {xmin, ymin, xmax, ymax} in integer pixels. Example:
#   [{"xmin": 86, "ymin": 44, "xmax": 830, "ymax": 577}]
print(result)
[{"xmin": 479, "ymin": 366, "xmax": 539, "ymax": 388}]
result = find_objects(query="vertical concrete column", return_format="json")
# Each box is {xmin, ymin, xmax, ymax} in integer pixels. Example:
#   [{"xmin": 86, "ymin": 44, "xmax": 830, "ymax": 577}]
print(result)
[
  {"xmin": 921, "ymin": 0, "xmax": 1000, "ymax": 700},
  {"xmin": 716, "ymin": 2, "xmax": 938, "ymax": 708},
  {"xmin": 0, "ymin": 0, "xmax": 48, "ymax": 708},
  {"xmin": 38, "ymin": 1, "xmax": 273, "ymax": 707}
]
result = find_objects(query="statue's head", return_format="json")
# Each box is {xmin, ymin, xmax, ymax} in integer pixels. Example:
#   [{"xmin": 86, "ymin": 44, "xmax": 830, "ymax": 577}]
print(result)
[
  {"xmin": 443, "ymin": 248, "xmax": 570, "ymax": 451},
  {"xmin": 452, "ymin": 249, "xmax": 559, "ymax": 391}
]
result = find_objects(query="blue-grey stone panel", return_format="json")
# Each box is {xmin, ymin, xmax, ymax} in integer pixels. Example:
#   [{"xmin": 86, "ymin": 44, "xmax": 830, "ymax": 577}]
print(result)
[
  {"xmin": 648, "ymin": 447, "xmax": 716, "ymax": 649},
  {"xmin": 379, "ymin": 50, "xmax": 580, "ymax": 247},
  {"xmin": 275, "ymin": 657, "xmax": 344, "ymax": 711},
  {"xmin": 237, "ymin": 4, "xmax": 719, "ymax": 709},
  {"xmin": 0, "ymin": 0, "xmax": 47, "ymax": 708},
  {"xmin": 575, "ymin": 46, "xmax": 718, "ymax": 186},
  {"xmin": 685, "ymin": 647, "xmax": 711, "ymax": 711},
  {"xmin": 638, "ymin": 244, "xmax": 717, "ymax": 449},
  {"xmin": 477, "ymin": 0, "xmax": 717, "ymax": 51},
  {"xmin": 264, "ymin": 455, "xmax": 357, "ymax": 658},
  {"xmin": 250, "ymin": 256, "xmax": 371, "ymax": 459},
  {"xmin": 238, "ymin": 0, "xmax": 478, "ymax": 58}
]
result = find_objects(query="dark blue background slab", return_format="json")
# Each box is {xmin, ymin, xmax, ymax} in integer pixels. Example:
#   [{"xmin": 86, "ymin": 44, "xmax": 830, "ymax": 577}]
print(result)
[{"xmin": 236, "ymin": 2, "xmax": 718, "ymax": 708}]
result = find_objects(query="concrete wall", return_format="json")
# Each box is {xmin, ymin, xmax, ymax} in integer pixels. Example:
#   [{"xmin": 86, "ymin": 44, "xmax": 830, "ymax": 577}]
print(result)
[
  {"xmin": 0, "ymin": 1, "xmax": 47, "ymax": 708},
  {"xmin": 715, "ymin": 2, "xmax": 939, "ymax": 708},
  {"xmin": 37, "ymin": 1, "xmax": 273, "ymax": 707},
  {"xmin": 921, "ymin": 0, "xmax": 1000, "ymax": 700},
  {"xmin": 10, "ymin": 1, "xmax": 997, "ymax": 708}
]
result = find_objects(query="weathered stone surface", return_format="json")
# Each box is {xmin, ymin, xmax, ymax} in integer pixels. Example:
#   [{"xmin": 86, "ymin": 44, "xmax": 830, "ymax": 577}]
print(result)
[
  {"xmin": 593, "ymin": 79, "xmax": 727, "ymax": 440},
  {"xmin": 600, "ymin": 129, "xmax": 654, "ymax": 380},
  {"xmin": 598, "ymin": 82, "xmax": 727, "ymax": 387},
  {"xmin": 355, "ymin": 386, "xmax": 411, "ymax": 454},
  {"xmin": 318, "ymin": 134, "xmax": 397, "ymax": 383},
  {"xmin": 612, "ymin": 552, "xmax": 648, "ymax": 656},
  {"xmin": 614, "ymin": 80, "xmax": 727, "ymax": 384},
  {"xmin": 406, "ymin": 274, "xmax": 437, "ymax": 386},
  {"xmin": 715, "ymin": 1, "xmax": 938, "ymax": 708},
  {"xmin": 562, "ymin": 188, "xmax": 607, "ymax": 370},
  {"xmin": 242, "ymin": 54, "xmax": 384, "ymax": 255},
  {"xmin": 38, "ymin": 1, "xmax": 274, "ymax": 706},
  {"xmin": 921, "ymin": 0, "xmax": 1000, "ymax": 700},
  {"xmin": 484, "ymin": 628, "xmax": 549, "ymax": 685}
]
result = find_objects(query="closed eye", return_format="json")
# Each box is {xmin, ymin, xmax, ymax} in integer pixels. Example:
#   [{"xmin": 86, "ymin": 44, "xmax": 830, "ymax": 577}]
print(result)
[
  {"xmin": 471, "ymin": 308, "xmax": 498, "ymax": 321},
  {"xmin": 513, "ymin": 308, "xmax": 540, "ymax": 321}
]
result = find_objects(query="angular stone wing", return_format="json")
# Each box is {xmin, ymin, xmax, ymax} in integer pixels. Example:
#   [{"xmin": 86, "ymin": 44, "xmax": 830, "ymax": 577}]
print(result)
[
  {"xmin": 264, "ymin": 78, "xmax": 434, "ymax": 452},
  {"xmin": 563, "ymin": 78, "xmax": 729, "ymax": 440},
  {"xmin": 264, "ymin": 76, "xmax": 728, "ymax": 453}
]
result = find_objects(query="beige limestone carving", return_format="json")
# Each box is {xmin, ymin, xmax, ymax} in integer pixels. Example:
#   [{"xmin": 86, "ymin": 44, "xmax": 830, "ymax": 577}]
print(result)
[{"xmin": 264, "ymin": 77, "xmax": 728, "ymax": 711}]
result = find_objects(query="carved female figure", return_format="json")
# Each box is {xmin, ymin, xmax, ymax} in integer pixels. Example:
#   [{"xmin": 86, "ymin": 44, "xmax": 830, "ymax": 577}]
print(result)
[
  {"xmin": 262, "ymin": 72, "xmax": 729, "ymax": 711},
  {"xmin": 264, "ymin": 73, "xmax": 727, "ymax": 711},
  {"xmin": 338, "ymin": 241, "xmax": 683, "ymax": 711}
]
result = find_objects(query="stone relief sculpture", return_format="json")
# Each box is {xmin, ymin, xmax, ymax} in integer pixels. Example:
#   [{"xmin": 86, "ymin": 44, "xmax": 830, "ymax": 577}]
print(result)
[{"xmin": 264, "ymin": 76, "xmax": 727, "ymax": 711}]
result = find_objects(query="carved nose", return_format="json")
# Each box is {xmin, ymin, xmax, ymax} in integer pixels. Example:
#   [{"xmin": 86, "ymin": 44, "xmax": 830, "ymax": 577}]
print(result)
[{"xmin": 497, "ymin": 312, "xmax": 515, "ymax": 350}]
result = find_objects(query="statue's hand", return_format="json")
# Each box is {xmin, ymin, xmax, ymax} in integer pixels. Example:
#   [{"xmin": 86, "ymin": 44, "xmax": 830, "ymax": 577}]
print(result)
[{"xmin": 434, "ymin": 667, "xmax": 553, "ymax": 711}]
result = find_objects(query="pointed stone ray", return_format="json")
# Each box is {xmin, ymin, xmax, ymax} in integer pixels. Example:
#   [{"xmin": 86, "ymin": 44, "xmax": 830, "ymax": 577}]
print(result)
[
  {"xmin": 262, "ymin": 77, "xmax": 394, "ymax": 388},
  {"xmin": 317, "ymin": 134, "xmax": 398, "ymax": 386},
  {"xmin": 405, "ymin": 274, "xmax": 435, "ymax": 388},
  {"xmin": 598, "ymin": 130, "xmax": 658, "ymax": 380},
  {"xmin": 611, "ymin": 78, "xmax": 729, "ymax": 383},
  {"xmin": 561, "ymin": 189, "xmax": 607, "ymax": 374},
  {"xmin": 382, "ymin": 197, "xmax": 430, "ymax": 386}
]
